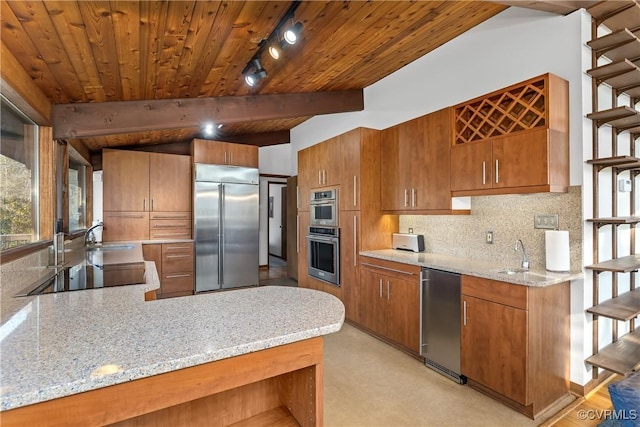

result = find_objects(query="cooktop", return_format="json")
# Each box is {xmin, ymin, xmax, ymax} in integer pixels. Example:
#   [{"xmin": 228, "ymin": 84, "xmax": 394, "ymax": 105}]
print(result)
[{"xmin": 16, "ymin": 262, "xmax": 146, "ymax": 297}]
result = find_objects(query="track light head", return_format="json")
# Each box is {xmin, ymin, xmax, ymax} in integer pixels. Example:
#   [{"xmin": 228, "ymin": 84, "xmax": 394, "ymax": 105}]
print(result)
[
  {"xmin": 268, "ymin": 40, "xmax": 285, "ymax": 60},
  {"xmin": 243, "ymin": 58, "xmax": 267, "ymax": 87},
  {"xmin": 283, "ymin": 22, "xmax": 303, "ymax": 45}
]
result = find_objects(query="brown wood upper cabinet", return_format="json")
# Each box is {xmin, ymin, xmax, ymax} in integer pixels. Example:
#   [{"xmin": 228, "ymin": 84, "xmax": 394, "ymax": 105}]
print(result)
[
  {"xmin": 451, "ymin": 73, "xmax": 569, "ymax": 196},
  {"xmin": 461, "ymin": 275, "xmax": 570, "ymax": 419},
  {"xmin": 103, "ymin": 149, "xmax": 191, "ymax": 241},
  {"xmin": 298, "ymin": 137, "xmax": 340, "ymax": 192},
  {"xmin": 380, "ymin": 107, "xmax": 455, "ymax": 213},
  {"xmin": 104, "ymin": 150, "xmax": 191, "ymax": 213},
  {"xmin": 192, "ymin": 139, "xmax": 258, "ymax": 168}
]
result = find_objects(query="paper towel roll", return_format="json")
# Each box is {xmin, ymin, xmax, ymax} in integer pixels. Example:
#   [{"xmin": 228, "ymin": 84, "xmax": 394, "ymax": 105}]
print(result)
[{"xmin": 545, "ymin": 230, "xmax": 570, "ymax": 272}]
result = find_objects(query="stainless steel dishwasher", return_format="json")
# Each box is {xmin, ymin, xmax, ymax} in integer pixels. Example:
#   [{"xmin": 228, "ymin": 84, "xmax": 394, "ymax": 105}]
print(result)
[{"xmin": 420, "ymin": 268, "xmax": 465, "ymax": 384}]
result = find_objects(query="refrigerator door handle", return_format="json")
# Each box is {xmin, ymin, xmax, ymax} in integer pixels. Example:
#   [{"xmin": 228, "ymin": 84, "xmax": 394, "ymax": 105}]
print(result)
[{"xmin": 219, "ymin": 183, "xmax": 224, "ymax": 285}]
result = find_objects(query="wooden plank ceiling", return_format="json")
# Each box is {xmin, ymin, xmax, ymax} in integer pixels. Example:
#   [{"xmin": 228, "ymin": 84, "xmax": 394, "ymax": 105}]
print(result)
[{"xmin": 1, "ymin": 0, "xmax": 580, "ymax": 152}]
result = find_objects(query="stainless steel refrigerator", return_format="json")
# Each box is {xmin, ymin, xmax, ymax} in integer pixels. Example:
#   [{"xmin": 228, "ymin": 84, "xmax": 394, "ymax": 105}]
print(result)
[{"xmin": 194, "ymin": 163, "xmax": 259, "ymax": 292}]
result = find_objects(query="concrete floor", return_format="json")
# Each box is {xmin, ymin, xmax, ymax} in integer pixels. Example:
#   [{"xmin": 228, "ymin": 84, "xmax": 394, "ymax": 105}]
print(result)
[
  {"xmin": 323, "ymin": 323, "xmax": 570, "ymax": 427},
  {"xmin": 258, "ymin": 276, "xmax": 572, "ymax": 426}
]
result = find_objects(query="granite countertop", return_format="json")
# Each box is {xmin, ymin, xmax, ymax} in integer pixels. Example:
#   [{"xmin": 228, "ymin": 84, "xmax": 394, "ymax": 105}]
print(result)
[
  {"xmin": 0, "ymin": 244, "xmax": 345, "ymax": 411},
  {"xmin": 360, "ymin": 249, "xmax": 582, "ymax": 287}
]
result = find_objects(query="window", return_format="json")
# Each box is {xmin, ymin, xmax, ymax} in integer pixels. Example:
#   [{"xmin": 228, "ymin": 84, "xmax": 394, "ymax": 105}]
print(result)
[
  {"xmin": 0, "ymin": 97, "xmax": 38, "ymax": 250},
  {"xmin": 68, "ymin": 156, "xmax": 87, "ymax": 232}
]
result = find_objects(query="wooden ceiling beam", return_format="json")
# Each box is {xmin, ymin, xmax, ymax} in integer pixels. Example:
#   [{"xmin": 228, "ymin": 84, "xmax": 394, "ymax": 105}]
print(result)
[
  {"xmin": 51, "ymin": 90, "xmax": 363, "ymax": 140},
  {"xmin": 220, "ymin": 130, "xmax": 291, "ymax": 147}
]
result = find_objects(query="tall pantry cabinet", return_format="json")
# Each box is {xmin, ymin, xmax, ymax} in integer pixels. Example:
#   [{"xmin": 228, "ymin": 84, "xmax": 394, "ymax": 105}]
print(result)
[{"xmin": 297, "ymin": 128, "xmax": 398, "ymax": 323}]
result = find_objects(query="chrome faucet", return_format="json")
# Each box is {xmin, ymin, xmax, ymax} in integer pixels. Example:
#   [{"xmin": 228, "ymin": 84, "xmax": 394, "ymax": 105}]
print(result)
[
  {"xmin": 514, "ymin": 239, "xmax": 529, "ymax": 269},
  {"xmin": 85, "ymin": 222, "xmax": 103, "ymax": 246}
]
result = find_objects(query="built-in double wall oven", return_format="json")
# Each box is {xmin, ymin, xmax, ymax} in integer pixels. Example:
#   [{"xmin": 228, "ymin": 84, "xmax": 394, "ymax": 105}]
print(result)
[{"xmin": 307, "ymin": 188, "xmax": 340, "ymax": 286}]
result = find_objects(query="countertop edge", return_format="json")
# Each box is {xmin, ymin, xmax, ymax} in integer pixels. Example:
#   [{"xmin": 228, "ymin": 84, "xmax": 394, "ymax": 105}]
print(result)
[
  {"xmin": 2, "ymin": 320, "xmax": 343, "ymax": 412},
  {"xmin": 360, "ymin": 250, "xmax": 582, "ymax": 287}
]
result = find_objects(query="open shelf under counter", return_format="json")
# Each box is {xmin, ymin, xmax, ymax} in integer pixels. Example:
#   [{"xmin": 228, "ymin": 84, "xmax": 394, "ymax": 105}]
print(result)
[
  {"xmin": 587, "ymin": 59, "xmax": 640, "ymax": 98},
  {"xmin": 587, "ymin": 289, "xmax": 640, "ymax": 321},
  {"xmin": 586, "ymin": 329, "xmax": 640, "ymax": 376},
  {"xmin": 588, "ymin": 0, "xmax": 640, "ymax": 33},
  {"xmin": 586, "ymin": 254, "xmax": 640, "ymax": 273}
]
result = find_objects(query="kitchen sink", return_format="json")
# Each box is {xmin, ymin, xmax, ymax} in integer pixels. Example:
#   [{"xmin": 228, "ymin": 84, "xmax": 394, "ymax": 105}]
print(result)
[{"xmin": 85, "ymin": 243, "xmax": 135, "ymax": 252}]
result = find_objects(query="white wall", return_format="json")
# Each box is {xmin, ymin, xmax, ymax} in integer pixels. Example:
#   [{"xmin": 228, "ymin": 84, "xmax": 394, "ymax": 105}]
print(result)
[
  {"xmin": 259, "ymin": 176, "xmax": 286, "ymax": 266},
  {"xmin": 259, "ymin": 144, "xmax": 293, "ymax": 175},
  {"xmin": 289, "ymin": 7, "xmax": 594, "ymax": 386},
  {"xmin": 268, "ymin": 182, "xmax": 287, "ymax": 257}
]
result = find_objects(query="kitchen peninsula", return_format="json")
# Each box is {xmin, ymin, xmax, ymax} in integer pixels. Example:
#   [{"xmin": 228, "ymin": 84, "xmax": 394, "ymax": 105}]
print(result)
[{"xmin": 0, "ymin": 245, "xmax": 344, "ymax": 427}]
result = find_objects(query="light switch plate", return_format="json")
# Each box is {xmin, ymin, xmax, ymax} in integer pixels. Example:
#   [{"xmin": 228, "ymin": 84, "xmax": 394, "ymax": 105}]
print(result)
[{"xmin": 534, "ymin": 214, "xmax": 559, "ymax": 230}]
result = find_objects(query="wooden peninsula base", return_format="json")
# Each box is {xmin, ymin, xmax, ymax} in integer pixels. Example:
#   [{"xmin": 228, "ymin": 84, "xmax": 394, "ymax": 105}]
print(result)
[{"xmin": 2, "ymin": 337, "xmax": 324, "ymax": 427}]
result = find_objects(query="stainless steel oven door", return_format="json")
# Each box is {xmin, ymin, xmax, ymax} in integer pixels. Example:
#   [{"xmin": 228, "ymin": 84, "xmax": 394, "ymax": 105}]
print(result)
[
  {"xmin": 310, "ymin": 201, "xmax": 338, "ymax": 227},
  {"xmin": 307, "ymin": 233, "xmax": 340, "ymax": 286}
]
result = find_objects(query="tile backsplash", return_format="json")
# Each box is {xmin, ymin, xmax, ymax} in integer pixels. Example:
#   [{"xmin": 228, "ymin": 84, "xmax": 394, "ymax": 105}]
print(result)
[{"xmin": 400, "ymin": 186, "xmax": 582, "ymax": 272}]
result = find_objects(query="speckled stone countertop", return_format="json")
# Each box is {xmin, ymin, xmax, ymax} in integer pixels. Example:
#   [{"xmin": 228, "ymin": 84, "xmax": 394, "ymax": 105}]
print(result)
[
  {"xmin": 360, "ymin": 249, "xmax": 582, "ymax": 287},
  {"xmin": 1, "ymin": 244, "xmax": 344, "ymax": 411}
]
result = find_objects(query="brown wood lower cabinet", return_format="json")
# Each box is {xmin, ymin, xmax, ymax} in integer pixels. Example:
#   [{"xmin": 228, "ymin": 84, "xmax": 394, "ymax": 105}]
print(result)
[
  {"xmin": 358, "ymin": 257, "xmax": 420, "ymax": 355},
  {"xmin": 461, "ymin": 275, "xmax": 570, "ymax": 419},
  {"xmin": 143, "ymin": 242, "xmax": 194, "ymax": 299}
]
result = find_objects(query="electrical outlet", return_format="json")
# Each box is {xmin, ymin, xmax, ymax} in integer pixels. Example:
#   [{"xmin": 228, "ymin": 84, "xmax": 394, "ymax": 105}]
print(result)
[
  {"xmin": 485, "ymin": 231, "xmax": 493, "ymax": 244},
  {"xmin": 534, "ymin": 214, "xmax": 559, "ymax": 230}
]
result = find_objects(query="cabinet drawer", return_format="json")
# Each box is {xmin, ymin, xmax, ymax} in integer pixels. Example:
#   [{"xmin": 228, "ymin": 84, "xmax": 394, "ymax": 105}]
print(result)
[
  {"xmin": 150, "ymin": 219, "xmax": 191, "ymax": 230},
  {"xmin": 149, "ymin": 228, "xmax": 191, "ymax": 240},
  {"xmin": 461, "ymin": 275, "xmax": 528, "ymax": 310},
  {"xmin": 150, "ymin": 212, "xmax": 191, "ymax": 220},
  {"xmin": 161, "ymin": 272, "xmax": 194, "ymax": 294},
  {"xmin": 360, "ymin": 256, "xmax": 421, "ymax": 280},
  {"xmin": 162, "ymin": 252, "xmax": 193, "ymax": 273},
  {"xmin": 162, "ymin": 242, "xmax": 193, "ymax": 253}
]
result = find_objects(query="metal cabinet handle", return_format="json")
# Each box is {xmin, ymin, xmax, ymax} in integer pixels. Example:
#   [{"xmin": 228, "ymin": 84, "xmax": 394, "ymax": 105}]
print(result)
[
  {"xmin": 165, "ymin": 246, "xmax": 191, "ymax": 251},
  {"xmin": 463, "ymin": 300, "xmax": 467, "ymax": 326},
  {"xmin": 353, "ymin": 176, "xmax": 357, "ymax": 206},
  {"xmin": 230, "ymin": 152, "xmax": 234, "ymax": 164},
  {"xmin": 387, "ymin": 280, "xmax": 390, "ymax": 300},
  {"xmin": 495, "ymin": 159, "xmax": 499, "ymax": 184},
  {"xmin": 411, "ymin": 188, "xmax": 416, "ymax": 207},
  {"xmin": 379, "ymin": 279, "xmax": 383, "ymax": 298},
  {"xmin": 482, "ymin": 161, "xmax": 486, "ymax": 185},
  {"xmin": 353, "ymin": 216, "xmax": 357, "ymax": 267},
  {"xmin": 109, "ymin": 213, "xmax": 145, "ymax": 218},
  {"xmin": 296, "ymin": 215, "xmax": 299, "ymax": 254},
  {"xmin": 143, "ymin": 198, "xmax": 147, "ymax": 211},
  {"xmin": 224, "ymin": 152, "xmax": 228, "ymax": 164},
  {"xmin": 166, "ymin": 254, "xmax": 190, "ymax": 259},
  {"xmin": 323, "ymin": 170, "xmax": 326, "ymax": 184},
  {"xmin": 151, "ymin": 199, "xmax": 154, "ymax": 211},
  {"xmin": 318, "ymin": 170, "xmax": 322, "ymax": 185},
  {"xmin": 166, "ymin": 273, "xmax": 191, "ymax": 279},
  {"xmin": 404, "ymin": 189, "xmax": 408, "ymax": 207}
]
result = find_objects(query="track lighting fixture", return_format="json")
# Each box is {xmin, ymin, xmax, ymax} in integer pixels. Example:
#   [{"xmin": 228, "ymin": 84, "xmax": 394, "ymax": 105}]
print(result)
[
  {"xmin": 243, "ymin": 58, "xmax": 267, "ymax": 87},
  {"xmin": 283, "ymin": 22, "xmax": 303, "ymax": 45},
  {"xmin": 240, "ymin": 1, "xmax": 301, "ymax": 86}
]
